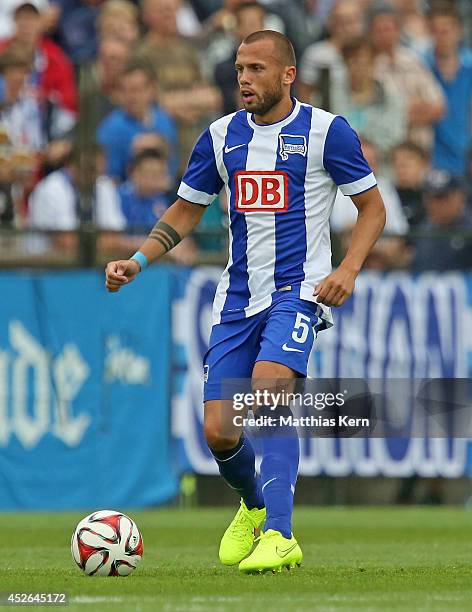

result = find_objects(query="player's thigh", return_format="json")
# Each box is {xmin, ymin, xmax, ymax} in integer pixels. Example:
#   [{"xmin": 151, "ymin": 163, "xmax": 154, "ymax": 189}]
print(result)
[
  {"xmin": 252, "ymin": 360, "xmax": 298, "ymax": 400},
  {"xmin": 203, "ymin": 315, "xmax": 261, "ymax": 403},
  {"xmin": 256, "ymin": 297, "xmax": 320, "ymax": 381}
]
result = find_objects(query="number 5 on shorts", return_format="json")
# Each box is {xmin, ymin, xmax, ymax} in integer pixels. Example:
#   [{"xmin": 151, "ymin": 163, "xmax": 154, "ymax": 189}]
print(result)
[{"xmin": 291, "ymin": 312, "xmax": 311, "ymax": 344}]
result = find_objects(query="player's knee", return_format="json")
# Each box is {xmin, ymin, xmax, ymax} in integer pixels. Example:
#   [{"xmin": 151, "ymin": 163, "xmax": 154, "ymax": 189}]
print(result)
[
  {"xmin": 252, "ymin": 372, "xmax": 295, "ymax": 408},
  {"xmin": 204, "ymin": 421, "xmax": 239, "ymax": 452},
  {"xmin": 252, "ymin": 361, "xmax": 296, "ymax": 403}
]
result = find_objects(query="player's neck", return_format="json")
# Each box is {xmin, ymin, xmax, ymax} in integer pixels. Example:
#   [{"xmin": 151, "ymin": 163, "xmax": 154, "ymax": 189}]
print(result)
[{"xmin": 253, "ymin": 96, "xmax": 295, "ymax": 126}]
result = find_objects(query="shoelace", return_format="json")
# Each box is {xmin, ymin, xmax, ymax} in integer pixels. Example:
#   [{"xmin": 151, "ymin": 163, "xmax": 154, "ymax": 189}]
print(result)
[{"xmin": 229, "ymin": 508, "xmax": 254, "ymax": 541}]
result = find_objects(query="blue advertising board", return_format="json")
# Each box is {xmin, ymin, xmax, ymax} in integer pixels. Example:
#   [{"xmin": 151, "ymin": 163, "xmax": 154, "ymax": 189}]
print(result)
[
  {"xmin": 172, "ymin": 269, "xmax": 472, "ymax": 478},
  {"xmin": 0, "ymin": 267, "xmax": 471, "ymax": 510},
  {"xmin": 0, "ymin": 269, "xmax": 178, "ymax": 509}
]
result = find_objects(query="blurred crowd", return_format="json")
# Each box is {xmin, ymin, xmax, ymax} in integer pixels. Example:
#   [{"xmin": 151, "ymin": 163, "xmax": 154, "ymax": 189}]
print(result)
[{"xmin": 0, "ymin": 0, "xmax": 471, "ymax": 270}]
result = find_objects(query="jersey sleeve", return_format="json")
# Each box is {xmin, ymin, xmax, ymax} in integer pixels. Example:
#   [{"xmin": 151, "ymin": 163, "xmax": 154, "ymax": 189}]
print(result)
[
  {"xmin": 177, "ymin": 128, "xmax": 224, "ymax": 206},
  {"xmin": 323, "ymin": 116, "xmax": 377, "ymax": 196}
]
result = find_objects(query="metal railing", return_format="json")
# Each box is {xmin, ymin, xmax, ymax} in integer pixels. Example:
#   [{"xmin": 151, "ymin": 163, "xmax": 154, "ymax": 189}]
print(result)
[{"xmin": 1, "ymin": 226, "xmax": 471, "ymax": 270}]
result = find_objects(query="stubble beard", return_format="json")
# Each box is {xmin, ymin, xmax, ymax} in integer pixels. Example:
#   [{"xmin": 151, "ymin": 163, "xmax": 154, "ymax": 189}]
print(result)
[{"xmin": 243, "ymin": 82, "xmax": 284, "ymax": 116}]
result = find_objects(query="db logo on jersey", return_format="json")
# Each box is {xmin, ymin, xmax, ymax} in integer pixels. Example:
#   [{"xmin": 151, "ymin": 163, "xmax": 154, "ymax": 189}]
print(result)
[{"xmin": 235, "ymin": 171, "xmax": 288, "ymax": 212}]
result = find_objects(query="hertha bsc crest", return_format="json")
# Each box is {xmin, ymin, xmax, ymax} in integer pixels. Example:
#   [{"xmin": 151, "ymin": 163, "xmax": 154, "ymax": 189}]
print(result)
[{"xmin": 278, "ymin": 134, "xmax": 307, "ymax": 161}]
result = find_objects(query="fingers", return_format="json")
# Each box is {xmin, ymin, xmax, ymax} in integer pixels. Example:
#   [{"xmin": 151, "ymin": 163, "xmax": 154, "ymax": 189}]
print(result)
[
  {"xmin": 314, "ymin": 279, "xmax": 351, "ymax": 307},
  {"xmin": 105, "ymin": 261, "xmax": 129, "ymax": 293}
]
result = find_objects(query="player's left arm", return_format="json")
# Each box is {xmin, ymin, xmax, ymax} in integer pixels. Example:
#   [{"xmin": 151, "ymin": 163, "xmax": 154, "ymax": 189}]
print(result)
[
  {"xmin": 314, "ymin": 186, "xmax": 386, "ymax": 307},
  {"xmin": 315, "ymin": 115, "xmax": 387, "ymax": 308}
]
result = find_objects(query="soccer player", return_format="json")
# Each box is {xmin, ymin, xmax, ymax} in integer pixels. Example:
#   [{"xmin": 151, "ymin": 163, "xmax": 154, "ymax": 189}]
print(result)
[{"xmin": 105, "ymin": 30, "xmax": 386, "ymax": 573}]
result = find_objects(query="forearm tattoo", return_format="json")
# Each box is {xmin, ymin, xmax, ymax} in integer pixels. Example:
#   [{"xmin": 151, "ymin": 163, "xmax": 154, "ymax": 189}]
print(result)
[{"xmin": 149, "ymin": 221, "xmax": 182, "ymax": 253}]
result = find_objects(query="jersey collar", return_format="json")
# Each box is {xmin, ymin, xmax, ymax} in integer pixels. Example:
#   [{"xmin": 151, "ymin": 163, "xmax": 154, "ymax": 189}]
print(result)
[{"xmin": 247, "ymin": 97, "xmax": 301, "ymax": 131}]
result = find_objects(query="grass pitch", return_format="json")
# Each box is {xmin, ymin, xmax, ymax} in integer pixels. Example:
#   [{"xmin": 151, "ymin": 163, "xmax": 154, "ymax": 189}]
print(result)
[{"xmin": 1, "ymin": 506, "xmax": 471, "ymax": 611}]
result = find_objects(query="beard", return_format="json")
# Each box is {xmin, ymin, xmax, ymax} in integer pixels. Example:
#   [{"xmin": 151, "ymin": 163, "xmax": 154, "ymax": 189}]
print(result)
[{"xmin": 242, "ymin": 82, "xmax": 284, "ymax": 115}]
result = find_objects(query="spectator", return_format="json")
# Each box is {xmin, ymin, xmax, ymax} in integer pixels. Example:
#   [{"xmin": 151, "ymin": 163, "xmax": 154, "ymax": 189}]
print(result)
[
  {"xmin": 53, "ymin": 0, "xmax": 103, "ymax": 64},
  {"xmin": 96, "ymin": 60, "xmax": 178, "ymax": 183},
  {"xmin": 78, "ymin": 37, "xmax": 131, "ymax": 131},
  {"xmin": 368, "ymin": 0, "xmax": 445, "ymax": 151},
  {"xmin": 97, "ymin": 0, "xmax": 139, "ymax": 48},
  {"xmin": 137, "ymin": 0, "xmax": 221, "ymax": 172},
  {"xmin": 0, "ymin": 1, "xmax": 78, "ymax": 138},
  {"xmin": 214, "ymin": 2, "xmax": 266, "ymax": 115},
  {"xmin": 425, "ymin": 3, "xmax": 472, "ymax": 176},
  {"xmin": 28, "ymin": 143, "xmax": 125, "ymax": 234},
  {"xmin": 411, "ymin": 170, "xmax": 472, "ymax": 272},
  {"xmin": 202, "ymin": 0, "xmax": 285, "ymax": 71},
  {"xmin": 0, "ymin": 0, "xmax": 51, "ymax": 41},
  {"xmin": 393, "ymin": 0, "xmax": 431, "ymax": 56},
  {"xmin": 298, "ymin": 0, "xmax": 364, "ymax": 106},
  {"xmin": 118, "ymin": 148, "xmax": 170, "ymax": 234},
  {"xmin": 331, "ymin": 138, "xmax": 409, "ymax": 269},
  {"xmin": 331, "ymin": 38, "xmax": 406, "ymax": 174},
  {"xmin": 392, "ymin": 141, "xmax": 429, "ymax": 227},
  {"xmin": 0, "ymin": 155, "xmax": 15, "ymax": 227},
  {"xmin": 0, "ymin": 44, "xmax": 45, "ymax": 152},
  {"xmin": 175, "ymin": 1, "xmax": 203, "ymax": 38},
  {"xmin": 261, "ymin": 0, "xmax": 321, "ymax": 59},
  {"xmin": 118, "ymin": 147, "xmax": 198, "ymax": 263}
]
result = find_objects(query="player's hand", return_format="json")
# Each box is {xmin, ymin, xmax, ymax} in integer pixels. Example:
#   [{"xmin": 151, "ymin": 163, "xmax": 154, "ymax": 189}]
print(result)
[
  {"xmin": 313, "ymin": 266, "xmax": 357, "ymax": 307},
  {"xmin": 105, "ymin": 259, "xmax": 141, "ymax": 293}
]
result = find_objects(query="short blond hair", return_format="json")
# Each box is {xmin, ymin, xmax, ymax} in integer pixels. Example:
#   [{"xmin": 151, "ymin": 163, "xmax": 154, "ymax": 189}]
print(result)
[{"xmin": 99, "ymin": 0, "xmax": 139, "ymax": 25}]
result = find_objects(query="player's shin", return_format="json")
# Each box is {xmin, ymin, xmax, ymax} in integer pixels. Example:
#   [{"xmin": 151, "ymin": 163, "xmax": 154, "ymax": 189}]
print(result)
[
  {"xmin": 210, "ymin": 434, "xmax": 264, "ymax": 510},
  {"xmin": 259, "ymin": 406, "xmax": 299, "ymax": 539}
]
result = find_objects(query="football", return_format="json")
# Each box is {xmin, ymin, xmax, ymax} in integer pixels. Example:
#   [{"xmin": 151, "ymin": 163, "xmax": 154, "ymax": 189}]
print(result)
[{"xmin": 71, "ymin": 510, "xmax": 143, "ymax": 576}]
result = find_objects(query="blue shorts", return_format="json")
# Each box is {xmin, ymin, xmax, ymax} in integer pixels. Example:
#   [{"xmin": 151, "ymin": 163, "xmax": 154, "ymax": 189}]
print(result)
[{"xmin": 203, "ymin": 292, "xmax": 322, "ymax": 402}]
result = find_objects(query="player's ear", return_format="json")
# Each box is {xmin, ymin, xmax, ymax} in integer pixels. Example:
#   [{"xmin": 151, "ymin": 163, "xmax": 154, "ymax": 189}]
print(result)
[{"xmin": 282, "ymin": 66, "xmax": 296, "ymax": 86}]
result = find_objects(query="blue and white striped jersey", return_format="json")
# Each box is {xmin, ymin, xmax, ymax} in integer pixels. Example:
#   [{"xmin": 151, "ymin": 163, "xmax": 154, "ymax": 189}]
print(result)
[{"xmin": 177, "ymin": 99, "xmax": 376, "ymax": 327}]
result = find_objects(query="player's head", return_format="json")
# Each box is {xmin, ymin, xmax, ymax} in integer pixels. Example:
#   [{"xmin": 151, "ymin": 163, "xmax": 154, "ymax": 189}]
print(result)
[{"xmin": 236, "ymin": 30, "xmax": 296, "ymax": 116}]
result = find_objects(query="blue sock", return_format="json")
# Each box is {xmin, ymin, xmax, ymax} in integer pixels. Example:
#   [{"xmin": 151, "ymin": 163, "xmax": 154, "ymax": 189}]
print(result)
[
  {"xmin": 210, "ymin": 435, "xmax": 264, "ymax": 510},
  {"xmin": 259, "ymin": 407, "xmax": 299, "ymax": 539}
]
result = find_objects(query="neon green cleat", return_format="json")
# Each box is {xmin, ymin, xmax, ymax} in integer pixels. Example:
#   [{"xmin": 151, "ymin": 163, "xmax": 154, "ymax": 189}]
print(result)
[
  {"xmin": 238, "ymin": 529, "xmax": 303, "ymax": 574},
  {"xmin": 219, "ymin": 499, "xmax": 266, "ymax": 566}
]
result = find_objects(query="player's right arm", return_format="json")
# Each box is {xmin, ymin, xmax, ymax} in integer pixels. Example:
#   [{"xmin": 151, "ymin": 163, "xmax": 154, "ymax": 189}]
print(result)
[
  {"xmin": 105, "ymin": 127, "xmax": 223, "ymax": 293},
  {"xmin": 105, "ymin": 199, "xmax": 206, "ymax": 292}
]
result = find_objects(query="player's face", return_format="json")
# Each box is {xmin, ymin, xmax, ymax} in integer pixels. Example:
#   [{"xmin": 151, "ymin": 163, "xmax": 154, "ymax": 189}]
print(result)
[{"xmin": 235, "ymin": 41, "xmax": 288, "ymax": 116}]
